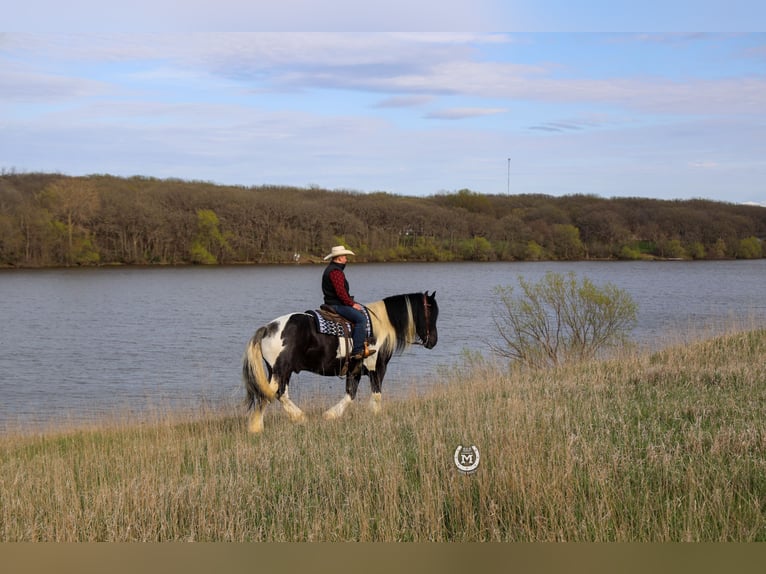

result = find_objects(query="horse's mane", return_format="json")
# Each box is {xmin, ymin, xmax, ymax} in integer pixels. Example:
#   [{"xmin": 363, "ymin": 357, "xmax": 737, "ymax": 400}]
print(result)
[{"xmin": 366, "ymin": 292, "xmax": 422, "ymax": 357}]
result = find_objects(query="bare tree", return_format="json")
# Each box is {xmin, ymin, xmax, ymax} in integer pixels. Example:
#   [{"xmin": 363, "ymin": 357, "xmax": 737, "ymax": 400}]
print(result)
[{"xmin": 42, "ymin": 178, "xmax": 100, "ymax": 264}]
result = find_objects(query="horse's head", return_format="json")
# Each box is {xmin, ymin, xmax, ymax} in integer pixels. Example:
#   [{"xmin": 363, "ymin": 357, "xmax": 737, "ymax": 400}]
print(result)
[{"xmin": 418, "ymin": 291, "xmax": 439, "ymax": 349}]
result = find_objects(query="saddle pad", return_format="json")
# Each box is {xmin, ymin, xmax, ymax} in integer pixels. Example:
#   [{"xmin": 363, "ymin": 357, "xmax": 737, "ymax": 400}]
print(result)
[{"xmin": 305, "ymin": 307, "xmax": 372, "ymax": 338}]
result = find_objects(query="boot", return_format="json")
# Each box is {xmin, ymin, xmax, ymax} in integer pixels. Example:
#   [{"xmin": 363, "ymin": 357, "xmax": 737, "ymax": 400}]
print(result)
[{"xmin": 350, "ymin": 342, "xmax": 376, "ymax": 360}]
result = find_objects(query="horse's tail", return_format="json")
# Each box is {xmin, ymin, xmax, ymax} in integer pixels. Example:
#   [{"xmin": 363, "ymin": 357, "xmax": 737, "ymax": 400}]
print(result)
[{"xmin": 242, "ymin": 326, "xmax": 277, "ymax": 408}]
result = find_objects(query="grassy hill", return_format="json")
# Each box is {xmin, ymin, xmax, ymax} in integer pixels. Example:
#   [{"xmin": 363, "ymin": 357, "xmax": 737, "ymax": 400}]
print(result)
[{"xmin": 1, "ymin": 328, "xmax": 765, "ymax": 541}]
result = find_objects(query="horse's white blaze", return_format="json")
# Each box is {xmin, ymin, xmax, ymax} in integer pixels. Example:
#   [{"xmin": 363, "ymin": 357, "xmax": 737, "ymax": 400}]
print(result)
[
  {"xmin": 279, "ymin": 389, "xmax": 306, "ymax": 422},
  {"xmin": 369, "ymin": 392, "xmax": 382, "ymax": 414},
  {"xmin": 324, "ymin": 394, "xmax": 352, "ymax": 420}
]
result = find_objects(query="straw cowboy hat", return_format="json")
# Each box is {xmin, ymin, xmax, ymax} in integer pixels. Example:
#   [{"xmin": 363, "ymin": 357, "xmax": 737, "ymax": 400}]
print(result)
[{"xmin": 323, "ymin": 245, "xmax": 356, "ymax": 261}]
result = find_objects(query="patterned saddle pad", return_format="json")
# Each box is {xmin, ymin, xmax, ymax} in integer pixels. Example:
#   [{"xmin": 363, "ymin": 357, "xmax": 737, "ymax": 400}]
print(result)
[{"xmin": 305, "ymin": 306, "xmax": 372, "ymax": 338}]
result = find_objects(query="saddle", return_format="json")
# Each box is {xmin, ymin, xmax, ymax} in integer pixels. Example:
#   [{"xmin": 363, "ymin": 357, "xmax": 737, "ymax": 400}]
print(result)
[
  {"xmin": 306, "ymin": 305, "xmax": 373, "ymax": 339},
  {"xmin": 305, "ymin": 305, "xmax": 374, "ymax": 375}
]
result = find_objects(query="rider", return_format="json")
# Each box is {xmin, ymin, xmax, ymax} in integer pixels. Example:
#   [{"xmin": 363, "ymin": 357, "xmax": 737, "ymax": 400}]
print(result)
[{"xmin": 322, "ymin": 245, "xmax": 376, "ymax": 360}]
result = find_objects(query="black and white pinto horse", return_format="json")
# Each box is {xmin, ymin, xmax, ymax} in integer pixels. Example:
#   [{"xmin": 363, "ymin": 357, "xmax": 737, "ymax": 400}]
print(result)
[{"xmin": 242, "ymin": 291, "xmax": 438, "ymax": 433}]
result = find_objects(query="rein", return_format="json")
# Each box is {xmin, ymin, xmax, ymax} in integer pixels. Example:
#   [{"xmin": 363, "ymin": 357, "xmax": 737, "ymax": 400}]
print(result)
[{"xmin": 414, "ymin": 292, "xmax": 431, "ymax": 346}]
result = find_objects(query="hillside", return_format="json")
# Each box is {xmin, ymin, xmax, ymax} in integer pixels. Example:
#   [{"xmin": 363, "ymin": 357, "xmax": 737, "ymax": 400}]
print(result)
[
  {"xmin": 2, "ymin": 328, "xmax": 765, "ymax": 541},
  {"xmin": 1, "ymin": 172, "xmax": 764, "ymax": 267}
]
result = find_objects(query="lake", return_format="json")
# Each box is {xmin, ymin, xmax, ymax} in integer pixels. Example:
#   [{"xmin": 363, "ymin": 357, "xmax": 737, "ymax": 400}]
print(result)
[{"xmin": 1, "ymin": 260, "xmax": 764, "ymax": 430}]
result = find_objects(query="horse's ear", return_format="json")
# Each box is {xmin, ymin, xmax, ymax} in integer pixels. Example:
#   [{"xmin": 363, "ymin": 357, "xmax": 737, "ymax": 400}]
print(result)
[{"xmin": 430, "ymin": 290, "xmax": 436, "ymax": 299}]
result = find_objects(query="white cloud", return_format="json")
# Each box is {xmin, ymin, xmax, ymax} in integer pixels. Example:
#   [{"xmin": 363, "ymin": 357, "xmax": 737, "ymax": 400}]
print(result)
[
  {"xmin": 689, "ymin": 161, "xmax": 719, "ymax": 169},
  {"xmin": 4, "ymin": 1, "xmax": 503, "ymax": 32},
  {"xmin": 425, "ymin": 107, "xmax": 508, "ymax": 120},
  {"xmin": 6, "ymin": 33, "xmax": 766, "ymax": 117},
  {"xmin": 0, "ymin": 60, "xmax": 110, "ymax": 101},
  {"xmin": 2, "ymin": 32, "xmax": 765, "ymax": 202},
  {"xmin": 375, "ymin": 95, "xmax": 433, "ymax": 108}
]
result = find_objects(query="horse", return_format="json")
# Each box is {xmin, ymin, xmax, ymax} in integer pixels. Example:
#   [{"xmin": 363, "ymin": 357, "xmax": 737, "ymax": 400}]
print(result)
[{"xmin": 242, "ymin": 291, "xmax": 439, "ymax": 433}]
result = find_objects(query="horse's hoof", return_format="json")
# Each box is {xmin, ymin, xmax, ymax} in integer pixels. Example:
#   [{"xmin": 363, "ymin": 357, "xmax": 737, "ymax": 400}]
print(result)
[
  {"xmin": 324, "ymin": 395, "xmax": 352, "ymax": 420},
  {"xmin": 247, "ymin": 419, "xmax": 264, "ymax": 434},
  {"xmin": 369, "ymin": 392, "xmax": 382, "ymax": 414}
]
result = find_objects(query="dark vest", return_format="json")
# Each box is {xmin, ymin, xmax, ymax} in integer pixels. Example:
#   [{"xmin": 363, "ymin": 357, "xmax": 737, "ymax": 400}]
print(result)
[{"xmin": 322, "ymin": 261, "xmax": 350, "ymax": 306}]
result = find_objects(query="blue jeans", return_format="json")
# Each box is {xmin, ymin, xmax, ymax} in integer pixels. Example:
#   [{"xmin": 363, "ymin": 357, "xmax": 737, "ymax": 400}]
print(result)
[{"xmin": 333, "ymin": 305, "xmax": 367, "ymax": 353}]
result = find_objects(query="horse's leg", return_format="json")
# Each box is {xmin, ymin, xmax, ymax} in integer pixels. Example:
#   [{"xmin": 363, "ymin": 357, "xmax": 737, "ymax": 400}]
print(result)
[
  {"xmin": 248, "ymin": 397, "xmax": 267, "ymax": 433},
  {"xmin": 323, "ymin": 364, "xmax": 362, "ymax": 420},
  {"xmin": 267, "ymin": 354, "xmax": 306, "ymax": 424},
  {"xmin": 278, "ymin": 388, "xmax": 306, "ymax": 423},
  {"xmin": 368, "ymin": 376, "xmax": 382, "ymax": 414},
  {"xmin": 247, "ymin": 371, "xmax": 285, "ymax": 433},
  {"xmin": 367, "ymin": 359, "xmax": 388, "ymax": 414}
]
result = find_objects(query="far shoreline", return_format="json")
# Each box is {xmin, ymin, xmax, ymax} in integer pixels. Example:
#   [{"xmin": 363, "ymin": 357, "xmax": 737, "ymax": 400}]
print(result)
[{"xmin": 0, "ymin": 255, "xmax": 747, "ymax": 272}]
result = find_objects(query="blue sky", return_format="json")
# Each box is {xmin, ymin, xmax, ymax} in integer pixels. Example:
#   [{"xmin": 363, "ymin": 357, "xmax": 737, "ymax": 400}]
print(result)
[{"xmin": 2, "ymin": 4, "xmax": 766, "ymax": 204}]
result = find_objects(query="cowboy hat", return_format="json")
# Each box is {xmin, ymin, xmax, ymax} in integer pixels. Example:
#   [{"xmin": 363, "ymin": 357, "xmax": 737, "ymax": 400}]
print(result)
[{"xmin": 323, "ymin": 245, "xmax": 355, "ymax": 260}]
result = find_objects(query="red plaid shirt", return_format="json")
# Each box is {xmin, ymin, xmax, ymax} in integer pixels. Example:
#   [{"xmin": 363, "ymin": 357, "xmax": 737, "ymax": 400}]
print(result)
[{"xmin": 328, "ymin": 269, "xmax": 355, "ymax": 306}]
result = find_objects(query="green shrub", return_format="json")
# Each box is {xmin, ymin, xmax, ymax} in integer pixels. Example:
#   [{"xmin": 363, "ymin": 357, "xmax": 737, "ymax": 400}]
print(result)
[
  {"xmin": 492, "ymin": 271, "xmax": 637, "ymax": 368},
  {"xmin": 737, "ymin": 236, "xmax": 763, "ymax": 259},
  {"xmin": 190, "ymin": 241, "xmax": 216, "ymax": 264},
  {"xmin": 618, "ymin": 245, "xmax": 642, "ymax": 260}
]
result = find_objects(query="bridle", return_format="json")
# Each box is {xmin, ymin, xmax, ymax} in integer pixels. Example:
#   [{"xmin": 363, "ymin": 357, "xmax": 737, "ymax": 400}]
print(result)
[{"xmin": 419, "ymin": 292, "xmax": 431, "ymax": 346}]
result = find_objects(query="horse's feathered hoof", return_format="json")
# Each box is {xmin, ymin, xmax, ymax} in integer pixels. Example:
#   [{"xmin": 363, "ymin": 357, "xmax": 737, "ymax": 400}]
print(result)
[
  {"xmin": 324, "ymin": 394, "xmax": 352, "ymax": 420},
  {"xmin": 247, "ymin": 412, "xmax": 264, "ymax": 433},
  {"xmin": 369, "ymin": 392, "xmax": 382, "ymax": 414}
]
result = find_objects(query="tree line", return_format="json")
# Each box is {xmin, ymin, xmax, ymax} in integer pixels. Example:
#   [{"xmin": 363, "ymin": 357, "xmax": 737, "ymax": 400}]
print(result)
[{"xmin": 1, "ymin": 172, "xmax": 764, "ymax": 267}]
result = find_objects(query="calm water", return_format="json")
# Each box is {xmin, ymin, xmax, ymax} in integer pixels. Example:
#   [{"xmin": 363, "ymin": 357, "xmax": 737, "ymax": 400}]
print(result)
[{"xmin": 1, "ymin": 261, "xmax": 764, "ymax": 430}]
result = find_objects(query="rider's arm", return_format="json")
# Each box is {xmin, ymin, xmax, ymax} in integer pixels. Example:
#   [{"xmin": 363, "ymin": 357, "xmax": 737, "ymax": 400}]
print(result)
[{"xmin": 329, "ymin": 269, "xmax": 356, "ymax": 307}]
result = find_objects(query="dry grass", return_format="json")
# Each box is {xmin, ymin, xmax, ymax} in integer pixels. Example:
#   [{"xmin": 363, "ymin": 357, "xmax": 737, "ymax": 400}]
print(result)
[{"xmin": 1, "ymin": 328, "xmax": 765, "ymax": 541}]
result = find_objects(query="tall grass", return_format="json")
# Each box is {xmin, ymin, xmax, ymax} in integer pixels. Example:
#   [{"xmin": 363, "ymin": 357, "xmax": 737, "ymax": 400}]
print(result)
[{"xmin": 1, "ymin": 328, "xmax": 765, "ymax": 541}]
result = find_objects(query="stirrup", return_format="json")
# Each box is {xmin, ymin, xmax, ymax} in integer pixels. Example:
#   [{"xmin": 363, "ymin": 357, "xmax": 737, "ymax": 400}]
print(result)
[{"xmin": 350, "ymin": 345, "xmax": 376, "ymax": 360}]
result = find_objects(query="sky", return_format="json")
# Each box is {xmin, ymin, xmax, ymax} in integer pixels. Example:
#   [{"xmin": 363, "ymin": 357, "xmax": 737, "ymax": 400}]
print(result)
[{"xmin": 2, "ymin": 3, "xmax": 766, "ymax": 205}]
